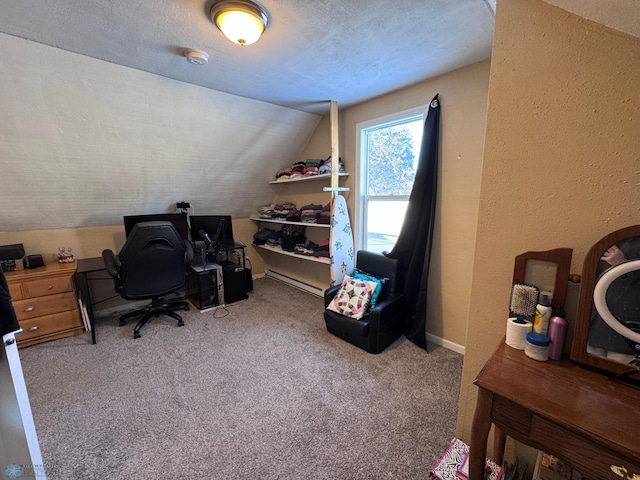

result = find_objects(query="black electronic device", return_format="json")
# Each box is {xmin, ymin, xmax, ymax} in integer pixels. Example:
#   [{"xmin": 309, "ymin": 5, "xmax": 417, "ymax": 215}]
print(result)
[
  {"xmin": 189, "ymin": 215, "xmax": 234, "ymax": 249},
  {"xmin": 188, "ymin": 264, "xmax": 223, "ymax": 310},
  {"xmin": 123, "ymin": 213, "xmax": 190, "ymax": 242},
  {"xmin": 220, "ymin": 261, "xmax": 247, "ymax": 304},
  {"xmin": 0, "ymin": 243, "xmax": 25, "ymax": 272},
  {"xmin": 23, "ymin": 254, "xmax": 45, "ymax": 269}
]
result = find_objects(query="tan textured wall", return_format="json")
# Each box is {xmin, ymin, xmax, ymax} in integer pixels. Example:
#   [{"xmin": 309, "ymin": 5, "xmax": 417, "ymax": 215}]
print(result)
[
  {"xmin": 456, "ymin": 0, "xmax": 640, "ymax": 445},
  {"xmin": 284, "ymin": 62, "xmax": 490, "ymax": 341},
  {"xmin": 0, "ymin": 218, "xmax": 266, "ymax": 280},
  {"xmin": 336, "ymin": 61, "xmax": 491, "ymax": 348}
]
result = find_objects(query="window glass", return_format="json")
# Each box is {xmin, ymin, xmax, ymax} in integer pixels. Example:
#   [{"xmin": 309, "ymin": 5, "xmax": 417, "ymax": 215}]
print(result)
[{"xmin": 357, "ymin": 108, "xmax": 424, "ymax": 253}]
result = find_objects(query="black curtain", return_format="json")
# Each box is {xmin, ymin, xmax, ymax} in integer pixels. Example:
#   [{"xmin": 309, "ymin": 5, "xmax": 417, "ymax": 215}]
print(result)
[{"xmin": 386, "ymin": 94, "xmax": 440, "ymax": 351}]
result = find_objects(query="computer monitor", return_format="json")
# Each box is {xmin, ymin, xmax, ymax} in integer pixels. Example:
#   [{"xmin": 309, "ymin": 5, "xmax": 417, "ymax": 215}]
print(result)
[
  {"xmin": 123, "ymin": 213, "xmax": 190, "ymax": 241},
  {"xmin": 189, "ymin": 215, "xmax": 234, "ymax": 249}
]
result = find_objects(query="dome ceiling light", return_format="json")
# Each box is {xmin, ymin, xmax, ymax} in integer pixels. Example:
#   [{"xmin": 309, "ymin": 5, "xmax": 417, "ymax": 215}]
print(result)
[{"xmin": 210, "ymin": 0, "xmax": 270, "ymax": 46}]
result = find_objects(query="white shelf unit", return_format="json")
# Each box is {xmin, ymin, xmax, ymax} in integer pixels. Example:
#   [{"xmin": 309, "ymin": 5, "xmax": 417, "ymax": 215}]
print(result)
[
  {"xmin": 252, "ymin": 175, "xmax": 347, "ymax": 295},
  {"xmin": 254, "ymin": 100, "xmax": 348, "ymax": 296},
  {"xmin": 250, "ymin": 217, "xmax": 330, "ymax": 229},
  {"xmin": 268, "ymin": 172, "xmax": 348, "ymax": 185},
  {"xmin": 253, "ymin": 244, "xmax": 330, "ymax": 265}
]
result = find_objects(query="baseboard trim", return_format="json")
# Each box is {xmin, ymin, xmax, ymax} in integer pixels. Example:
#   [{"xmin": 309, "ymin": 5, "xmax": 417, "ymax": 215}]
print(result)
[
  {"xmin": 426, "ymin": 332, "xmax": 465, "ymax": 355},
  {"xmin": 264, "ymin": 269, "xmax": 324, "ymax": 297}
]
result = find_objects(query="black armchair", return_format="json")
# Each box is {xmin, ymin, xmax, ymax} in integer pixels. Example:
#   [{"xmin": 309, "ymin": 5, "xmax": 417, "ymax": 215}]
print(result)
[
  {"xmin": 102, "ymin": 221, "xmax": 194, "ymax": 339},
  {"xmin": 323, "ymin": 250, "xmax": 405, "ymax": 354}
]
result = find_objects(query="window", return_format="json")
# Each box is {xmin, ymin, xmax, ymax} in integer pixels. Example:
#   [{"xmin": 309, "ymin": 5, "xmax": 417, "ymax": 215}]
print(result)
[{"xmin": 356, "ymin": 106, "xmax": 425, "ymax": 253}]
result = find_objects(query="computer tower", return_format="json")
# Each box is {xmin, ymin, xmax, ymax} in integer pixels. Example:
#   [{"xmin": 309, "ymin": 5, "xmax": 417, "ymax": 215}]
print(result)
[
  {"xmin": 188, "ymin": 264, "xmax": 223, "ymax": 310},
  {"xmin": 221, "ymin": 261, "xmax": 248, "ymax": 304}
]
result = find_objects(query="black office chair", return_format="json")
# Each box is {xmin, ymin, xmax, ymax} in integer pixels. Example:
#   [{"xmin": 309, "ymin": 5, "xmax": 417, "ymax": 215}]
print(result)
[
  {"xmin": 102, "ymin": 221, "xmax": 194, "ymax": 339},
  {"xmin": 323, "ymin": 250, "xmax": 406, "ymax": 354}
]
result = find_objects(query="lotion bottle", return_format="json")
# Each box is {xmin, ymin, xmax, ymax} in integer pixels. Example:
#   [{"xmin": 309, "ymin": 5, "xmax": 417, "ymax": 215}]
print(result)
[
  {"xmin": 547, "ymin": 305, "xmax": 568, "ymax": 361},
  {"xmin": 533, "ymin": 292, "xmax": 552, "ymax": 335}
]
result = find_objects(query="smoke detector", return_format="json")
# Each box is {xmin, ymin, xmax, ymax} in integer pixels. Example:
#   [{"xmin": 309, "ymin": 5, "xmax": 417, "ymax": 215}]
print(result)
[{"xmin": 183, "ymin": 49, "xmax": 209, "ymax": 66}]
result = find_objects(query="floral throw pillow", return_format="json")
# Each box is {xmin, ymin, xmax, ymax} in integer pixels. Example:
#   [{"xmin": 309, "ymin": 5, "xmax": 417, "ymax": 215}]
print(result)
[{"xmin": 326, "ymin": 275, "xmax": 379, "ymax": 320}]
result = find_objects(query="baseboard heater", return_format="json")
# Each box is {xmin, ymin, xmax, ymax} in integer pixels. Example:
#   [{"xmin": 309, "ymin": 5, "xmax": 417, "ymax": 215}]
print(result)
[{"xmin": 265, "ymin": 269, "xmax": 325, "ymax": 297}]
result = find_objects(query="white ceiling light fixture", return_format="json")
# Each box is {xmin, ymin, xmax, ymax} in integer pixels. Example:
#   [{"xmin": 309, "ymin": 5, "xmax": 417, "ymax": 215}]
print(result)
[
  {"xmin": 183, "ymin": 48, "xmax": 209, "ymax": 66},
  {"xmin": 210, "ymin": 0, "xmax": 270, "ymax": 46}
]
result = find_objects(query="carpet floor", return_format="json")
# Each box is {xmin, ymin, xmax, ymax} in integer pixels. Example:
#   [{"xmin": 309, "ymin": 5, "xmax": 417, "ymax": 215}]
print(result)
[{"xmin": 19, "ymin": 277, "xmax": 463, "ymax": 480}]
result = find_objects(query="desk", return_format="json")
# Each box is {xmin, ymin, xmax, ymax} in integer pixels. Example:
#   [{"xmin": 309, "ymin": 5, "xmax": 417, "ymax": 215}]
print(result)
[
  {"xmin": 470, "ymin": 342, "xmax": 640, "ymax": 480},
  {"xmin": 74, "ymin": 257, "xmax": 107, "ymax": 344}
]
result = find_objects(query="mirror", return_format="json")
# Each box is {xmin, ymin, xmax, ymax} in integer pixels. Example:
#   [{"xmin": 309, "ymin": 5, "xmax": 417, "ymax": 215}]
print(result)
[{"xmin": 571, "ymin": 225, "xmax": 640, "ymax": 376}]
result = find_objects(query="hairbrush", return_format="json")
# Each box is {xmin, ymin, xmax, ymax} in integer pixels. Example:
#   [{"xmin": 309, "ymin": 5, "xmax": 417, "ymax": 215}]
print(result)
[{"xmin": 509, "ymin": 283, "xmax": 539, "ymax": 323}]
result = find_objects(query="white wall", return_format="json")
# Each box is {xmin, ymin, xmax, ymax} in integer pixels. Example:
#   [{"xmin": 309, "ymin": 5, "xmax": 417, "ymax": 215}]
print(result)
[{"xmin": 0, "ymin": 33, "xmax": 320, "ymax": 232}]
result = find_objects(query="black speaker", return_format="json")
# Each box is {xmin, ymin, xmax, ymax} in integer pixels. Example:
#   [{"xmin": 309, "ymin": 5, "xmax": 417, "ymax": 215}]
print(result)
[
  {"xmin": 221, "ymin": 262, "xmax": 248, "ymax": 304},
  {"xmin": 245, "ymin": 268, "xmax": 253, "ymax": 292}
]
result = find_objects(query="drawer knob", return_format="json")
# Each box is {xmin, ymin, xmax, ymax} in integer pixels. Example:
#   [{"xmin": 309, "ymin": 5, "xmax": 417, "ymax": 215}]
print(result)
[
  {"xmin": 28, "ymin": 326, "xmax": 39, "ymax": 332},
  {"xmin": 611, "ymin": 465, "xmax": 640, "ymax": 480},
  {"xmin": 48, "ymin": 285, "xmax": 53, "ymax": 290},
  {"xmin": 24, "ymin": 306, "xmax": 34, "ymax": 312}
]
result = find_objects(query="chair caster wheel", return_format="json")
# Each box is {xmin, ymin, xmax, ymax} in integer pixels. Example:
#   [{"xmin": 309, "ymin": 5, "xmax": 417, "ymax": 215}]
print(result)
[
  {"xmin": 178, "ymin": 320, "xmax": 184, "ymax": 327},
  {"xmin": 119, "ymin": 319, "xmax": 126, "ymax": 326},
  {"xmin": 134, "ymin": 331, "xmax": 141, "ymax": 339}
]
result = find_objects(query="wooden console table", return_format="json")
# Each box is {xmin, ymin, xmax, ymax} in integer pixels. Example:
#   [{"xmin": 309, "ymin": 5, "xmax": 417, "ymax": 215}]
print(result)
[{"xmin": 470, "ymin": 342, "xmax": 640, "ymax": 480}]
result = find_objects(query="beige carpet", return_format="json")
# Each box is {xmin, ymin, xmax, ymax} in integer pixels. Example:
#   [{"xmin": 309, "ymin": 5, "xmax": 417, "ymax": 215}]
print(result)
[{"xmin": 19, "ymin": 277, "xmax": 463, "ymax": 480}]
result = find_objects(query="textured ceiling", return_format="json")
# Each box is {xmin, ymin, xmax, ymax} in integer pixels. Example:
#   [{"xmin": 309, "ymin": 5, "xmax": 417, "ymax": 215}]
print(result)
[{"xmin": 0, "ymin": 0, "xmax": 496, "ymax": 114}]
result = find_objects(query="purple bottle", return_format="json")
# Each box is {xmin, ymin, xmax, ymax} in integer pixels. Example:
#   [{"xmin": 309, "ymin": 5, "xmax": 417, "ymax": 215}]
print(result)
[{"xmin": 547, "ymin": 305, "xmax": 568, "ymax": 361}]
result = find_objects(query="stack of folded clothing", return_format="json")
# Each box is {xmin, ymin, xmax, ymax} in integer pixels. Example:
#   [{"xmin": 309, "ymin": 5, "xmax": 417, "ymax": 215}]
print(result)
[
  {"xmin": 303, "ymin": 158, "xmax": 323, "ymax": 177},
  {"xmin": 281, "ymin": 225, "xmax": 306, "ymax": 252},
  {"xmin": 275, "ymin": 167, "xmax": 292, "ymax": 181},
  {"xmin": 273, "ymin": 155, "xmax": 347, "ymax": 183},
  {"xmin": 293, "ymin": 239, "xmax": 330, "ymax": 258},
  {"xmin": 289, "ymin": 161, "xmax": 306, "ymax": 179},
  {"xmin": 253, "ymin": 228, "xmax": 275, "ymax": 245},
  {"xmin": 318, "ymin": 156, "xmax": 346, "ymax": 175},
  {"xmin": 317, "ymin": 202, "xmax": 331, "ymax": 224},
  {"xmin": 286, "ymin": 209, "xmax": 301, "ymax": 222},
  {"xmin": 312, "ymin": 238, "xmax": 330, "ymax": 258},
  {"xmin": 272, "ymin": 201, "xmax": 297, "ymax": 220},
  {"xmin": 294, "ymin": 244, "xmax": 315, "ymax": 256},
  {"xmin": 300, "ymin": 203, "xmax": 323, "ymax": 223},
  {"xmin": 258, "ymin": 204, "xmax": 275, "ymax": 219},
  {"xmin": 265, "ymin": 230, "xmax": 283, "ymax": 248}
]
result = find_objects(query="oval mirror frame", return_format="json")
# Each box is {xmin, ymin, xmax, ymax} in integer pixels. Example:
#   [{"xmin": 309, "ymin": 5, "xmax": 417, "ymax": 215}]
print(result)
[{"xmin": 570, "ymin": 224, "xmax": 640, "ymax": 375}]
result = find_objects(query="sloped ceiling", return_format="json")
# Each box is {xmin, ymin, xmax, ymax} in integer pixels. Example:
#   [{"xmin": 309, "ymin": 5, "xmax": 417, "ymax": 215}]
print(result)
[
  {"xmin": 0, "ymin": 1, "xmax": 637, "ymax": 233},
  {"xmin": 0, "ymin": 33, "xmax": 320, "ymax": 231},
  {"xmin": 0, "ymin": 1, "xmax": 498, "ymax": 232},
  {"xmin": 0, "ymin": 0, "xmax": 497, "ymax": 115}
]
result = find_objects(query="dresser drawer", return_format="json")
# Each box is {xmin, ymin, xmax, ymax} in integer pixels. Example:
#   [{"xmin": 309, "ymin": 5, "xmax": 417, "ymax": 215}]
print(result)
[
  {"xmin": 12, "ymin": 292, "xmax": 78, "ymax": 321},
  {"xmin": 530, "ymin": 416, "xmax": 640, "ymax": 480},
  {"xmin": 17, "ymin": 310, "xmax": 83, "ymax": 345},
  {"xmin": 22, "ymin": 274, "xmax": 74, "ymax": 297},
  {"xmin": 8, "ymin": 281, "xmax": 24, "ymax": 300}
]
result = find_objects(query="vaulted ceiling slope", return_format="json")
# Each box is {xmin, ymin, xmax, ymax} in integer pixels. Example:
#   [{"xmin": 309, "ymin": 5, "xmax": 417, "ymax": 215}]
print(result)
[
  {"xmin": 0, "ymin": 0, "xmax": 497, "ymax": 232},
  {"xmin": 0, "ymin": 0, "xmax": 497, "ymax": 115},
  {"xmin": 0, "ymin": 33, "xmax": 321, "ymax": 231}
]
